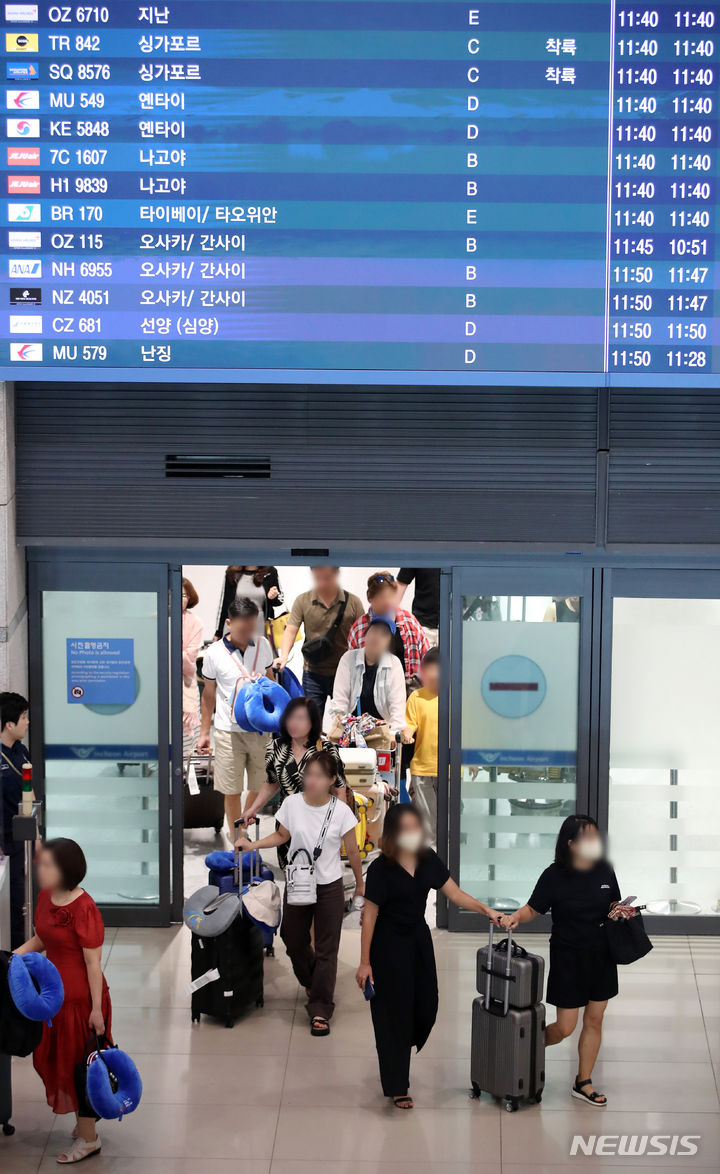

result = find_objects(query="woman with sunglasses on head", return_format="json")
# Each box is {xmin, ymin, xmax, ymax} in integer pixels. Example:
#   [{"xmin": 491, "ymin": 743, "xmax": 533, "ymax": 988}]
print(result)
[
  {"xmin": 347, "ymin": 571, "xmax": 430, "ymax": 687},
  {"xmin": 356, "ymin": 804, "xmax": 502, "ymax": 1111},
  {"xmin": 501, "ymin": 815, "xmax": 628, "ymax": 1108},
  {"xmin": 215, "ymin": 565, "xmax": 284, "ymax": 643}
]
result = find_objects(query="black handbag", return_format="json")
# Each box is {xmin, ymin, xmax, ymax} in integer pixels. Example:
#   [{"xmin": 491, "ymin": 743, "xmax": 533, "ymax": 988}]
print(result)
[
  {"xmin": 74, "ymin": 1032, "xmax": 114, "ymax": 1120},
  {"xmin": 302, "ymin": 591, "xmax": 348, "ymax": 666},
  {"xmin": 605, "ymin": 910, "xmax": 653, "ymax": 965}
]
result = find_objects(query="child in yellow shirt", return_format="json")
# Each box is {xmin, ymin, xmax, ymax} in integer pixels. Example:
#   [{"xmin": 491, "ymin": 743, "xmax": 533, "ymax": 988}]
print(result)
[{"xmin": 405, "ymin": 647, "xmax": 439, "ymax": 844}]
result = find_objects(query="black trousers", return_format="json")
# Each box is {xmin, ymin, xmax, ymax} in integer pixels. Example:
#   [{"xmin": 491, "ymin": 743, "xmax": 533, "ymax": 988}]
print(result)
[
  {"xmin": 370, "ymin": 927, "xmax": 439, "ymax": 1097},
  {"xmin": 280, "ymin": 877, "xmax": 345, "ymax": 1020},
  {"xmin": 7, "ymin": 841, "xmax": 26, "ymax": 950}
]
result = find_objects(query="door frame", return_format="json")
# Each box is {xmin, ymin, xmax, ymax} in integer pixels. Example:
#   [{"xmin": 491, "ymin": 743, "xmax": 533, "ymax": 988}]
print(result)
[
  {"xmin": 447, "ymin": 563, "xmax": 596, "ymax": 933},
  {"xmin": 28, "ymin": 559, "xmax": 172, "ymax": 927},
  {"xmin": 598, "ymin": 566, "xmax": 720, "ymax": 935}
]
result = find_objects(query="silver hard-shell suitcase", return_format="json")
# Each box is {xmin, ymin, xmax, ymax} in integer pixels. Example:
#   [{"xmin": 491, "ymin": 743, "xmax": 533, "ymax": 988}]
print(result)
[
  {"xmin": 470, "ymin": 925, "xmax": 546, "ymax": 1113},
  {"xmin": 476, "ymin": 933, "xmax": 545, "ymax": 1009}
]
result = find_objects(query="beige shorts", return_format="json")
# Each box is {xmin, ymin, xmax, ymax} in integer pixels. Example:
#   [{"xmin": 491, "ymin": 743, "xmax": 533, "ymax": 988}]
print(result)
[{"xmin": 213, "ymin": 727, "xmax": 270, "ymax": 795}]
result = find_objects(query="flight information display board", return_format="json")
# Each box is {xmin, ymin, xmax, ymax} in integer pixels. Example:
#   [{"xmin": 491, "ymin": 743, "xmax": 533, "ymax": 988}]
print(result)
[{"xmin": 1, "ymin": 0, "xmax": 718, "ymax": 384}]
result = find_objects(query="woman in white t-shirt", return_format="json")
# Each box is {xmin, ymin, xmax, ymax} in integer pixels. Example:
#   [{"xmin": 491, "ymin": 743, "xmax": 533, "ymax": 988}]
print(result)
[{"xmin": 237, "ymin": 750, "xmax": 361, "ymax": 1036}]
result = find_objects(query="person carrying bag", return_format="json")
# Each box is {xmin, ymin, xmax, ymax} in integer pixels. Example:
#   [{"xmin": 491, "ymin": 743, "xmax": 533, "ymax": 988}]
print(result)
[{"xmin": 236, "ymin": 750, "xmax": 361, "ymax": 1036}]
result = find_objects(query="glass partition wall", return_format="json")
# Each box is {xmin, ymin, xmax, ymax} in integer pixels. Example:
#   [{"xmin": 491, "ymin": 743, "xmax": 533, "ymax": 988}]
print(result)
[
  {"xmin": 29, "ymin": 562, "xmax": 172, "ymax": 926},
  {"xmin": 605, "ymin": 580, "xmax": 720, "ymax": 923},
  {"xmin": 448, "ymin": 567, "xmax": 591, "ymax": 930}
]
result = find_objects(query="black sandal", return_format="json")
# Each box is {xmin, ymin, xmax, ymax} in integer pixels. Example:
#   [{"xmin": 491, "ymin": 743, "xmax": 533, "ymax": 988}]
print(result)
[
  {"xmin": 310, "ymin": 1016, "xmax": 330, "ymax": 1036},
  {"xmin": 572, "ymin": 1077, "xmax": 607, "ymax": 1106},
  {"xmin": 392, "ymin": 1095, "xmax": 414, "ymax": 1110}
]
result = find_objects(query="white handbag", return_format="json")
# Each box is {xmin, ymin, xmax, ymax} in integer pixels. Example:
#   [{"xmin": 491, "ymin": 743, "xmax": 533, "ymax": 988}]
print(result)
[{"xmin": 285, "ymin": 797, "xmax": 337, "ymax": 907}]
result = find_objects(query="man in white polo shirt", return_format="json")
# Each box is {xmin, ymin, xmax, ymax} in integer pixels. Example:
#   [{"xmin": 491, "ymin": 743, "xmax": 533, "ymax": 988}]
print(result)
[{"xmin": 198, "ymin": 596, "xmax": 274, "ymax": 833}]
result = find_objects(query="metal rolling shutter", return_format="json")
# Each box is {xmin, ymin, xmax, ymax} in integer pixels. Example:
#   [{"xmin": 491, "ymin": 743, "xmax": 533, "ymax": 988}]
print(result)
[
  {"xmin": 608, "ymin": 390, "xmax": 720, "ymax": 545},
  {"xmin": 15, "ymin": 383, "xmax": 599, "ymax": 546}
]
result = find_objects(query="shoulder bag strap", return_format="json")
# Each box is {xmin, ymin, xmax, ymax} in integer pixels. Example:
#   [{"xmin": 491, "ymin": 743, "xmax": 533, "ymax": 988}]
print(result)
[
  {"xmin": 312, "ymin": 795, "xmax": 337, "ymax": 861},
  {"xmin": 325, "ymin": 591, "xmax": 348, "ymax": 640}
]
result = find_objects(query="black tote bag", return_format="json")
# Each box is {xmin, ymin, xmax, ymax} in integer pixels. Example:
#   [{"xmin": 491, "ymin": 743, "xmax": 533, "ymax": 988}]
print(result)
[{"xmin": 605, "ymin": 912, "xmax": 653, "ymax": 965}]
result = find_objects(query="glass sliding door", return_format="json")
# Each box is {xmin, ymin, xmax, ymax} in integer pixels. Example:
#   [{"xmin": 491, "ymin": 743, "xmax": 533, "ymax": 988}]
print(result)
[
  {"xmin": 449, "ymin": 566, "xmax": 592, "ymax": 930},
  {"xmin": 29, "ymin": 561, "xmax": 171, "ymax": 925},
  {"xmin": 603, "ymin": 572, "xmax": 720, "ymax": 927}
]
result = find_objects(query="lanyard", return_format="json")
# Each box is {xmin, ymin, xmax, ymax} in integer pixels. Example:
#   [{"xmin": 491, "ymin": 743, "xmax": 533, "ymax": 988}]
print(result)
[
  {"xmin": 312, "ymin": 795, "xmax": 337, "ymax": 861},
  {"xmin": 224, "ymin": 638, "xmax": 260, "ymax": 679}
]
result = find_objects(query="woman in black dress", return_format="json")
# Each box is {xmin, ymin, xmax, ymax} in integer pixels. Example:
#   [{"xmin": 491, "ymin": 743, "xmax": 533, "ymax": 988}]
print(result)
[
  {"xmin": 356, "ymin": 804, "xmax": 502, "ymax": 1110},
  {"xmin": 239, "ymin": 697, "xmax": 349, "ymax": 867},
  {"xmin": 502, "ymin": 814, "xmax": 629, "ymax": 1107}
]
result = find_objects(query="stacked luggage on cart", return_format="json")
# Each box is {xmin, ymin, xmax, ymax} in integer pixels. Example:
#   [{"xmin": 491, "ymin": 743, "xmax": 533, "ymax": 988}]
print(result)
[{"xmin": 471, "ymin": 925, "xmax": 546, "ymax": 1112}]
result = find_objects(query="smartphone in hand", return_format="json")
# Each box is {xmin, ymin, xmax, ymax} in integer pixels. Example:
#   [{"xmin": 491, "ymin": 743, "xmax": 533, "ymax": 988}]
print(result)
[{"xmin": 364, "ymin": 978, "xmax": 375, "ymax": 1000}]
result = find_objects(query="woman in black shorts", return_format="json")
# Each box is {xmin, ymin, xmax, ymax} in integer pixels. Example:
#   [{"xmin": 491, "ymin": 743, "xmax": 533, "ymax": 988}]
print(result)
[{"xmin": 502, "ymin": 815, "xmax": 626, "ymax": 1107}]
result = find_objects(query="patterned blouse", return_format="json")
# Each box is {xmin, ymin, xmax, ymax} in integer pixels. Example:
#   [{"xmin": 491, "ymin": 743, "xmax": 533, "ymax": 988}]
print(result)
[{"xmin": 265, "ymin": 735, "xmax": 347, "ymax": 798}]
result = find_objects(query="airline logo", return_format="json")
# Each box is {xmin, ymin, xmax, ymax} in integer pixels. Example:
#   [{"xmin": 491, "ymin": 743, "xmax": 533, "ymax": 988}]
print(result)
[
  {"xmin": 7, "ymin": 117, "xmax": 39, "ymax": 137},
  {"xmin": 5, "ymin": 5, "xmax": 39, "ymax": 20},
  {"xmin": 7, "ymin": 145, "xmax": 39, "ymax": 165},
  {"xmin": 10, "ymin": 286, "xmax": 41, "ymax": 305},
  {"xmin": 7, "ymin": 89, "xmax": 39, "ymax": 109},
  {"xmin": 10, "ymin": 341, "xmax": 42, "ymax": 361},
  {"xmin": 8, "ymin": 202, "xmax": 40, "ymax": 221},
  {"xmin": 8, "ymin": 257, "xmax": 41, "ymax": 277},
  {"xmin": 6, "ymin": 62, "xmax": 39, "ymax": 80},
  {"xmin": 8, "ymin": 175, "xmax": 40, "ymax": 194},
  {"xmin": 9, "ymin": 313, "xmax": 41, "ymax": 333},
  {"xmin": 5, "ymin": 32, "xmax": 39, "ymax": 52},
  {"xmin": 8, "ymin": 229, "xmax": 40, "ymax": 247}
]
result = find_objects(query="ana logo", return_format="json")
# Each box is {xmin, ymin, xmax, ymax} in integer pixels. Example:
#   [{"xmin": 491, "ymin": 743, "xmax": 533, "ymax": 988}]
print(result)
[
  {"xmin": 5, "ymin": 32, "xmax": 39, "ymax": 52},
  {"xmin": 10, "ymin": 340, "xmax": 42, "ymax": 361},
  {"xmin": 6, "ymin": 62, "xmax": 39, "ymax": 80},
  {"xmin": 7, "ymin": 175, "xmax": 40, "ymax": 194},
  {"xmin": 7, "ymin": 89, "xmax": 39, "ymax": 109},
  {"xmin": 9, "ymin": 313, "xmax": 41, "ymax": 333},
  {"xmin": 10, "ymin": 286, "xmax": 41, "ymax": 305},
  {"xmin": 8, "ymin": 257, "xmax": 41, "ymax": 277},
  {"xmin": 7, "ymin": 146, "xmax": 40, "ymax": 165},
  {"xmin": 8, "ymin": 229, "xmax": 41, "ymax": 248},
  {"xmin": 7, "ymin": 117, "xmax": 40, "ymax": 137},
  {"xmin": 70, "ymin": 686, "xmax": 85, "ymax": 699},
  {"xmin": 8, "ymin": 202, "xmax": 40, "ymax": 222},
  {"xmin": 5, "ymin": 4, "xmax": 39, "ymax": 20}
]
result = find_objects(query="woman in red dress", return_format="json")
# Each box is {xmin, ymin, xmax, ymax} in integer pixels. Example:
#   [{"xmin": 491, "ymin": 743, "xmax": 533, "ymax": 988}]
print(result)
[{"xmin": 15, "ymin": 838, "xmax": 112, "ymax": 1164}]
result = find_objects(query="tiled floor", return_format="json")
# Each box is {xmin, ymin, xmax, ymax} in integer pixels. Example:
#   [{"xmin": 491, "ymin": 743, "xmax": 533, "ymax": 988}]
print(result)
[{"xmin": 3, "ymin": 838, "xmax": 719, "ymax": 1172}]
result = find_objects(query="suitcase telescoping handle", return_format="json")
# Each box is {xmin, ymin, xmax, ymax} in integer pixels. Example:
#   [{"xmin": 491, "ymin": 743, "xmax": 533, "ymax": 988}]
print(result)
[
  {"xmin": 484, "ymin": 922, "xmax": 514, "ymax": 1016},
  {"xmin": 233, "ymin": 818, "xmax": 261, "ymax": 889}
]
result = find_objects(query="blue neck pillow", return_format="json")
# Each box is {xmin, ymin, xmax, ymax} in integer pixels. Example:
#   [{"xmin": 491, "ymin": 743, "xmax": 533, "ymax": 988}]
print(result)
[
  {"xmin": 232, "ymin": 681, "xmax": 257, "ymax": 732},
  {"xmin": 9, "ymin": 953, "xmax": 64, "ymax": 1024},
  {"xmin": 277, "ymin": 666, "xmax": 304, "ymax": 699},
  {"xmin": 243, "ymin": 677, "xmax": 290, "ymax": 733},
  {"xmin": 87, "ymin": 1045, "xmax": 142, "ymax": 1121}
]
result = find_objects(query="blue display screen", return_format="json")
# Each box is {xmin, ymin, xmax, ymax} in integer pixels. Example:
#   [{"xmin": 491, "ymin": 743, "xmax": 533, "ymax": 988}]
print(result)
[{"xmin": 1, "ymin": 0, "xmax": 718, "ymax": 384}]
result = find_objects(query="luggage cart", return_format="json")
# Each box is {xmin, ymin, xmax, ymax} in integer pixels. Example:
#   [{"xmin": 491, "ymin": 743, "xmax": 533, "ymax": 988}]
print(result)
[{"xmin": 339, "ymin": 732, "xmax": 404, "ymax": 907}]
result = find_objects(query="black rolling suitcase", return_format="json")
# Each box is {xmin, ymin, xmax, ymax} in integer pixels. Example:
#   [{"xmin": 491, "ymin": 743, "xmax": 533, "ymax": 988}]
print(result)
[
  {"xmin": 184, "ymin": 753, "xmax": 225, "ymax": 834},
  {"xmin": 189, "ymin": 840, "xmax": 264, "ymax": 1028},
  {"xmin": 0, "ymin": 1053, "xmax": 13, "ymax": 1136},
  {"xmin": 471, "ymin": 925, "xmax": 546, "ymax": 1113}
]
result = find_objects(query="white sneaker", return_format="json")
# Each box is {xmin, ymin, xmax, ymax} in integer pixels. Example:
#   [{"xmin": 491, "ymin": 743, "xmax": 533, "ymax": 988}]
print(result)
[{"xmin": 56, "ymin": 1136, "xmax": 101, "ymax": 1164}]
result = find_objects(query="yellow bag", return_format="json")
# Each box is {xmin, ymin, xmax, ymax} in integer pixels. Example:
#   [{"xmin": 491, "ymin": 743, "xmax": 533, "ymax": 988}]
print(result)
[
  {"xmin": 341, "ymin": 791, "xmax": 370, "ymax": 860},
  {"xmin": 265, "ymin": 612, "xmax": 302, "ymax": 656}
]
